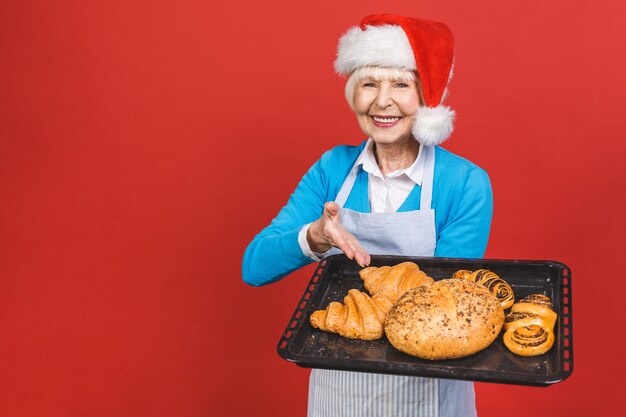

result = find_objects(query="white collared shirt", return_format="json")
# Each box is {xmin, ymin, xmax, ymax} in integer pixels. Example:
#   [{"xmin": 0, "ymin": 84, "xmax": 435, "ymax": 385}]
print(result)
[{"xmin": 298, "ymin": 139, "xmax": 425, "ymax": 260}]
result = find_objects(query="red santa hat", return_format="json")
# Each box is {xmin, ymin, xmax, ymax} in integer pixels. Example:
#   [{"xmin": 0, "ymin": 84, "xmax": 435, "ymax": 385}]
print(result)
[{"xmin": 335, "ymin": 14, "xmax": 455, "ymax": 146}]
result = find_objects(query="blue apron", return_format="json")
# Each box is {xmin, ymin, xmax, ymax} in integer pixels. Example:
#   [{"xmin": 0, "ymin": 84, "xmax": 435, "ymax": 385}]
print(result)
[{"xmin": 308, "ymin": 144, "xmax": 476, "ymax": 417}]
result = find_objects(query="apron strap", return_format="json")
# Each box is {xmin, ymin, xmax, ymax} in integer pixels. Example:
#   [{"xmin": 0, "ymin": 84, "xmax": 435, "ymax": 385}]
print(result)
[
  {"xmin": 420, "ymin": 145, "xmax": 435, "ymax": 210},
  {"xmin": 334, "ymin": 165, "xmax": 359, "ymax": 208}
]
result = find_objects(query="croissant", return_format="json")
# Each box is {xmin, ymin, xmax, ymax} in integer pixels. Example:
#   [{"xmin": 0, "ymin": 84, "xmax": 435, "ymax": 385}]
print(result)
[
  {"xmin": 309, "ymin": 289, "xmax": 391, "ymax": 340},
  {"xmin": 503, "ymin": 294, "xmax": 558, "ymax": 356},
  {"xmin": 310, "ymin": 262, "xmax": 432, "ymax": 341},
  {"xmin": 359, "ymin": 262, "xmax": 434, "ymax": 305},
  {"xmin": 453, "ymin": 269, "xmax": 514, "ymax": 309}
]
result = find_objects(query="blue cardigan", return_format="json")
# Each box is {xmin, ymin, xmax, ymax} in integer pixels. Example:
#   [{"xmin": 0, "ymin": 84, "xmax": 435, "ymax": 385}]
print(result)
[{"xmin": 242, "ymin": 141, "xmax": 493, "ymax": 286}]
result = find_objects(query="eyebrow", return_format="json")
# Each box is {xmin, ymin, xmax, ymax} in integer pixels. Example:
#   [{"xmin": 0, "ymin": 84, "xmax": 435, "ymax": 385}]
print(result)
[{"xmin": 360, "ymin": 77, "xmax": 413, "ymax": 83}]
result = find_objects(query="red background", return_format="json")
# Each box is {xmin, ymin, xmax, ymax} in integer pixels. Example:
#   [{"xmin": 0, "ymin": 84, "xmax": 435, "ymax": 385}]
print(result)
[{"xmin": 1, "ymin": 1, "xmax": 625, "ymax": 416}]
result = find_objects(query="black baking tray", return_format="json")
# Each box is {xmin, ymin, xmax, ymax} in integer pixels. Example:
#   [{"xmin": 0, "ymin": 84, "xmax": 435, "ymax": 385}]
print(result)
[{"xmin": 277, "ymin": 254, "xmax": 573, "ymax": 386}]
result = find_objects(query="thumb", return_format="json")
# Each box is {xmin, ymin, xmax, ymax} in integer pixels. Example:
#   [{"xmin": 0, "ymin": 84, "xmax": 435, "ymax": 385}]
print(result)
[{"xmin": 324, "ymin": 202, "xmax": 340, "ymax": 220}]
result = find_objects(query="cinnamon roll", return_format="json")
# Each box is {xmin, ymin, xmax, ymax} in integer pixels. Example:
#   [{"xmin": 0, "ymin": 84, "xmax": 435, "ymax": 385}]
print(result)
[
  {"xmin": 503, "ymin": 324, "xmax": 555, "ymax": 356},
  {"xmin": 520, "ymin": 294, "xmax": 554, "ymax": 309},
  {"xmin": 452, "ymin": 269, "xmax": 472, "ymax": 280},
  {"xmin": 503, "ymin": 293, "xmax": 558, "ymax": 356},
  {"xmin": 506, "ymin": 300, "xmax": 557, "ymax": 331},
  {"xmin": 452, "ymin": 268, "xmax": 515, "ymax": 309}
]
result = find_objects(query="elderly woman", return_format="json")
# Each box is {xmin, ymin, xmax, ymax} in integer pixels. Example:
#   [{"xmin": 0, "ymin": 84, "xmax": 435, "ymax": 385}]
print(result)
[{"xmin": 243, "ymin": 14, "xmax": 492, "ymax": 417}]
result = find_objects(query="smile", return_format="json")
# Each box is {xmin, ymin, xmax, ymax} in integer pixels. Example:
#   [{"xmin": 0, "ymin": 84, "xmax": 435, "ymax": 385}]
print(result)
[{"xmin": 371, "ymin": 115, "xmax": 401, "ymax": 127}]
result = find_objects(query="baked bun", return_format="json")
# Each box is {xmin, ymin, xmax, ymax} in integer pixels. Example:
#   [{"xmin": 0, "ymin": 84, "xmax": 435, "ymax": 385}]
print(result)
[
  {"xmin": 520, "ymin": 294, "xmax": 553, "ymax": 309},
  {"xmin": 384, "ymin": 279, "xmax": 505, "ymax": 360},
  {"xmin": 504, "ymin": 302, "xmax": 557, "ymax": 331},
  {"xmin": 502, "ymin": 324, "xmax": 555, "ymax": 356},
  {"xmin": 451, "ymin": 270, "xmax": 472, "ymax": 280},
  {"xmin": 453, "ymin": 269, "xmax": 515, "ymax": 309},
  {"xmin": 503, "ymin": 294, "xmax": 558, "ymax": 356}
]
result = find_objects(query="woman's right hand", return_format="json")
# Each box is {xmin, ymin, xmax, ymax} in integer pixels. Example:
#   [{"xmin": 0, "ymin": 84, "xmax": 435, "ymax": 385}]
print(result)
[{"xmin": 307, "ymin": 202, "xmax": 371, "ymax": 267}]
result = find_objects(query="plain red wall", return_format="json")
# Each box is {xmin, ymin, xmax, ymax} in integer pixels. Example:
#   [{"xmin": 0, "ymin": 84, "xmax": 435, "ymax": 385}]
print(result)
[{"xmin": 1, "ymin": 1, "xmax": 625, "ymax": 416}]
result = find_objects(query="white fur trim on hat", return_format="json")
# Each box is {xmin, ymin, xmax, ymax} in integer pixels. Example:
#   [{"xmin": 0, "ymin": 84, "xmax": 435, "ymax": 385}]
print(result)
[
  {"xmin": 334, "ymin": 25, "xmax": 416, "ymax": 75},
  {"xmin": 412, "ymin": 105, "xmax": 456, "ymax": 146}
]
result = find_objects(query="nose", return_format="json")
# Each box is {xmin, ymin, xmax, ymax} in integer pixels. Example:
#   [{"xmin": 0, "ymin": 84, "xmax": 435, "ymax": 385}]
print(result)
[{"xmin": 375, "ymin": 84, "xmax": 393, "ymax": 109}]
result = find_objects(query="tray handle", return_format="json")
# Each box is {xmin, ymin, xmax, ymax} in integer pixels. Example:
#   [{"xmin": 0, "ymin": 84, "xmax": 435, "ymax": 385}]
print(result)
[
  {"xmin": 277, "ymin": 260, "xmax": 328, "ymax": 356},
  {"xmin": 560, "ymin": 266, "xmax": 573, "ymax": 377}
]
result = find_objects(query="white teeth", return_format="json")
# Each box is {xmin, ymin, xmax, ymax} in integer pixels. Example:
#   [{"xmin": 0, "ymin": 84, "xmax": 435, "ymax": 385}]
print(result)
[{"xmin": 372, "ymin": 116, "xmax": 400, "ymax": 123}]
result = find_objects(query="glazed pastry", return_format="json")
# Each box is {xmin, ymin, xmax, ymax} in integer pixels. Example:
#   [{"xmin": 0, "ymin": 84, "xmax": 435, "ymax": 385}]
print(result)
[
  {"xmin": 504, "ymin": 299, "xmax": 557, "ymax": 331},
  {"xmin": 503, "ymin": 294, "xmax": 558, "ymax": 356},
  {"xmin": 359, "ymin": 262, "xmax": 434, "ymax": 305},
  {"xmin": 453, "ymin": 268, "xmax": 514, "ymax": 309},
  {"xmin": 502, "ymin": 324, "xmax": 555, "ymax": 357},
  {"xmin": 520, "ymin": 294, "xmax": 554, "ymax": 309},
  {"xmin": 452, "ymin": 269, "xmax": 472, "ymax": 280},
  {"xmin": 385, "ymin": 279, "xmax": 504, "ymax": 360},
  {"xmin": 310, "ymin": 289, "xmax": 390, "ymax": 340}
]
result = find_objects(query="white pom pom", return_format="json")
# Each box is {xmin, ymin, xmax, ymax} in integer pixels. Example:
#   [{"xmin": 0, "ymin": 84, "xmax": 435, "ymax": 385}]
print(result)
[{"xmin": 412, "ymin": 105, "xmax": 456, "ymax": 146}]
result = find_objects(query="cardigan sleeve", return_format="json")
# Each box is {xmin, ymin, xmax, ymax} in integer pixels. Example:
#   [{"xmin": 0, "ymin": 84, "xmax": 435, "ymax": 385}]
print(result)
[
  {"xmin": 434, "ymin": 166, "xmax": 493, "ymax": 259},
  {"xmin": 242, "ymin": 151, "xmax": 333, "ymax": 286}
]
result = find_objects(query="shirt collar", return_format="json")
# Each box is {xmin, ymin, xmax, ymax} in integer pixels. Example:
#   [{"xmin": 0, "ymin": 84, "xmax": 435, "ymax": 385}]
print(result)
[{"xmin": 354, "ymin": 138, "xmax": 425, "ymax": 185}]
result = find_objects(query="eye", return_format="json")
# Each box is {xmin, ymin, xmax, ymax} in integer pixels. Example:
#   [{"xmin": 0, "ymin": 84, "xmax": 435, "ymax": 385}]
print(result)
[
  {"xmin": 361, "ymin": 80, "xmax": 377, "ymax": 88},
  {"xmin": 395, "ymin": 82, "xmax": 409, "ymax": 88}
]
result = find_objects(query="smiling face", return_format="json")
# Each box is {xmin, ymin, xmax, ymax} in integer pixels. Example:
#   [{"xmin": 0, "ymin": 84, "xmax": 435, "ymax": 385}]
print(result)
[{"xmin": 352, "ymin": 72, "xmax": 421, "ymax": 146}]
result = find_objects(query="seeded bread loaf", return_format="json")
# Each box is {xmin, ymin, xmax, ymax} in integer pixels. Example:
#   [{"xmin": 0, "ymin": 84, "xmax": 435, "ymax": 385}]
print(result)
[{"xmin": 385, "ymin": 279, "xmax": 504, "ymax": 360}]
